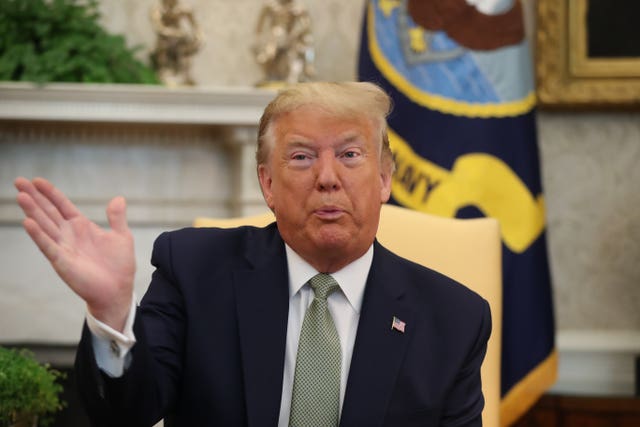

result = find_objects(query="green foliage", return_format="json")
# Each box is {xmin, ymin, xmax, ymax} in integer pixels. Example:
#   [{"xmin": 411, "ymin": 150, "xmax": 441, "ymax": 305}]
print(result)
[
  {"xmin": 0, "ymin": 347, "xmax": 65, "ymax": 426},
  {"xmin": 0, "ymin": 0, "xmax": 159, "ymax": 84}
]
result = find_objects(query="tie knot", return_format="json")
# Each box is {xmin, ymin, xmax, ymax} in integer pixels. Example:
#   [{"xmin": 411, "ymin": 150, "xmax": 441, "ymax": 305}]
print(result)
[{"xmin": 309, "ymin": 273, "xmax": 340, "ymax": 301}]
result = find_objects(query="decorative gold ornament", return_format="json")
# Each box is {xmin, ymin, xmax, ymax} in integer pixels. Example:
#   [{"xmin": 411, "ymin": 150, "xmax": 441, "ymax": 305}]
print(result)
[
  {"xmin": 150, "ymin": 0, "xmax": 203, "ymax": 87},
  {"xmin": 252, "ymin": 0, "xmax": 316, "ymax": 87}
]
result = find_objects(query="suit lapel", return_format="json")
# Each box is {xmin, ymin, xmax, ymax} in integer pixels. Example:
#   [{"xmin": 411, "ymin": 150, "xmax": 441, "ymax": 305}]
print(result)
[
  {"xmin": 340, "ymin": 242, "xmax": 415, "ymax": 427},
  {"xmin": 234, "ymin": 224, "xmax": 289, "ymax": 427}
]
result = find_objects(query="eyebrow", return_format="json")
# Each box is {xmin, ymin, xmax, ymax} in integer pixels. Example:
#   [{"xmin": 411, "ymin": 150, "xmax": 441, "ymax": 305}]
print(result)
[
  {"xmin": 284, "ymin": 140, "xmax": 314, "ymax": 150},
  {"xmin": 284, "ymin": 131, "xmax": 364, "ymax": 145}
]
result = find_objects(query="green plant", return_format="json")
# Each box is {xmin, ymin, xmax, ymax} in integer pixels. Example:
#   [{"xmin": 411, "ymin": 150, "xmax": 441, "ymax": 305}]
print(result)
[
  {"xmin": 0, "ymin": 347, "xmax": 65, "ymax": 427},
  {"xmin": 0, "ymin": 0, "xmax": 159, "ymax": 84}
]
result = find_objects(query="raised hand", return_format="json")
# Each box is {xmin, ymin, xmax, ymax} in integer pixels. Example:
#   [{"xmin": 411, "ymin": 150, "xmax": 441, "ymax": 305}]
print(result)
[{"xmin": 15, "ymin": 177, "xmax": 135, "ymax": 332}]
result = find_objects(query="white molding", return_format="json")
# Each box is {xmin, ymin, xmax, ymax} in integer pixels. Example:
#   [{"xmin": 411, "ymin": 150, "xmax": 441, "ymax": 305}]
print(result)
[
  {"xmin": 553, "ymin": 329, "xmax": 640, "ymax": 396},
  {"xmin": 558, "ymin": 329, "xmax": 640, "ymax": 353},
  {"xmin": 0, "ymin": 82, "xmax": 276, "ymax": 125}
]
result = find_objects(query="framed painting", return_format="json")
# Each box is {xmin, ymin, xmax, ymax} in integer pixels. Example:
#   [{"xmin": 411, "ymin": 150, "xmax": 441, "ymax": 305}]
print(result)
[{"xmin": 536, "ymin": 0, "xmax": 640, "ymax": 108}]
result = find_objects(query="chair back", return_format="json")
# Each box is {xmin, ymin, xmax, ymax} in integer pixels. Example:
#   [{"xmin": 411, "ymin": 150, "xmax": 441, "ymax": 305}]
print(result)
[
  {"xmin": 194, "ymin": 203, "xmax": 502, "ymax": 427},
  {"xmin": 376, "ymin": 204, "xmax": 502, "ymax": 427}
]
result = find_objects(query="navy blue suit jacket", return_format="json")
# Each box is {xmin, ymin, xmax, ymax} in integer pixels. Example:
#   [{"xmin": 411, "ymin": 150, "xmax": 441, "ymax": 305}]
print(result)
[{"xmin": 76, "ymin": 223, "xmax": 491, "ymax": 426}]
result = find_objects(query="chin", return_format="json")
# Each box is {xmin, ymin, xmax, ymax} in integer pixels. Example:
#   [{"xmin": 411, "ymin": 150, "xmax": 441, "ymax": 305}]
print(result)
[
  {"xmin": 311, "ymin": 229, "xmax": 370, "ymax": 261},
  {"xmin": 312, "ymin": 237, "xmax": 350, "ymax": 253},
  {"xmin": 312, "ymin": 224, "xmax": 354, "ymax": 245}
]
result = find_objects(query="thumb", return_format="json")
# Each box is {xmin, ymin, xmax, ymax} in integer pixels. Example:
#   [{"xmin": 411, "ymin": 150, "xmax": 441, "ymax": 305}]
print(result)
[{"xmin": 107, "ymin": 196, "xmax": 129, "ymax": 233}]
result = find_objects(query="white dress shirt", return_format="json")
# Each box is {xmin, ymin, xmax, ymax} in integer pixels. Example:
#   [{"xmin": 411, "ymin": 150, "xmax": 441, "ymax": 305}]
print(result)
[
  {"xmin": 278, "ymin": 244, "xmax": 372, "ymax": 427},
  {"xmin": 88, "ymin": 243, "xmax": 373, "ymax": 426}
]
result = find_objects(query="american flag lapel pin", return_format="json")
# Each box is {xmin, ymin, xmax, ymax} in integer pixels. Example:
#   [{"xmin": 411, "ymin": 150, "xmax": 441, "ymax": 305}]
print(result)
[{"xmin": 391, "ymin": 316, "xmax": 406, "ymax": 333}]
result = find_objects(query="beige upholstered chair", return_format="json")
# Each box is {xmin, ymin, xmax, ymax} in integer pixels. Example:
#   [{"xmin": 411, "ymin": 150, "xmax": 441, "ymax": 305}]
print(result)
[{"xmin": 194, "ymin": 203, "xmax": 502, "ymax": 427}]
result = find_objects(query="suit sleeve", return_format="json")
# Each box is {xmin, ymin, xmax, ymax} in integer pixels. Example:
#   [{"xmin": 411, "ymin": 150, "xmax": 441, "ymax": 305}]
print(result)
[
  {"xmin": 75, "ymin": 231, "xmax": 186, "ymax": 427},
  {"xmin": 441, "ymin": 298, "xmax": 492, "ymax": 427}
]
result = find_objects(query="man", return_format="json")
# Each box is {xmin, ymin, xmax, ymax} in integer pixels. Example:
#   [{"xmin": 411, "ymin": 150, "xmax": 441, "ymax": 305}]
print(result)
[{"xmin": 15, "ymin": 81, "xmax": 490, "ymax": 426}]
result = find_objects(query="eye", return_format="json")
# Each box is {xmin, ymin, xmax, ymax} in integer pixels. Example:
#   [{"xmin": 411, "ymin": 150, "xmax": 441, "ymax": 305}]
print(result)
[
  {"xmin": 288, "ymin": 150, "xmax": 315, "ymax": 168},
  {"xmin": 291, "ymin": 152, "xmax": 312, "ymax": 161},
  {"xmin": 339, "ymin": 148, "xmax": 363, "ymax": 163}
]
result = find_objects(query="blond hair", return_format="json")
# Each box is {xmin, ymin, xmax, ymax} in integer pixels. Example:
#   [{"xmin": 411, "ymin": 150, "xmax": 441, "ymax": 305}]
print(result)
[{"xmin": 256, "ymin": 81, "xmax": 394, "ymax": 172}]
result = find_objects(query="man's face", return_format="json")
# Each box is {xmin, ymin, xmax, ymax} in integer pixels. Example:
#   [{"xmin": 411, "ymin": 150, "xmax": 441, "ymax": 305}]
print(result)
[{"xmin": 258, "ymin": 105, "xmax": 392, "ymax": 272}]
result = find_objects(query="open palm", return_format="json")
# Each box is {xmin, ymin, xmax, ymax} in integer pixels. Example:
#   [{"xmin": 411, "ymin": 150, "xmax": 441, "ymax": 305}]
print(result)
[{"xmin": 15, "ymin": 177, "xmax": 135, "ymax": 331}]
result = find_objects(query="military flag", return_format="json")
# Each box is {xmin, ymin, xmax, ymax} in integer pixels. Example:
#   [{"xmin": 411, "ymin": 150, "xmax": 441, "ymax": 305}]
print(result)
[{"xmin": 358, "ymin": 1, "xmax": 557, "ymax": 424}]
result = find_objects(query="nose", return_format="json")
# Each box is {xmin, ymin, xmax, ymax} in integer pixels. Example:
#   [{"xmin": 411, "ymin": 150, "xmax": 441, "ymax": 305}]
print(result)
[{"xmin": 315, "ymin": 152, "xmax": 340, "ymax": 192}]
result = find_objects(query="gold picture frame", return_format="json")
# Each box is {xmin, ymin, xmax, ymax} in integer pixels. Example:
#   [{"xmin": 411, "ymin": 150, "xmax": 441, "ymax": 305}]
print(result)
[{"xmin": 536, "ymin": 0, "xmax": 640, "ymax": 108}]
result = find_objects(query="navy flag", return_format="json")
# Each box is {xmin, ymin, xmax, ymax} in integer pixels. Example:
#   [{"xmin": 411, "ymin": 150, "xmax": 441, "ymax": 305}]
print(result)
[{"xmin": 358, "ymin": 0, "xmax": 556, "ymax": 425}]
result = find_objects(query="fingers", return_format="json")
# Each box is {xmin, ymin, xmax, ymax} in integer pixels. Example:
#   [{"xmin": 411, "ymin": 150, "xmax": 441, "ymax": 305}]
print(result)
[
  {"xmin": 15, "ymin": 177, "xmax": 68, "ymax": 224},
  {"xmin": 32, "ymin": 177, "xmax": 81, "ymax": 220},
  {"xmin": 15, "ymin": 180, "xmax": 62, "ymax": 242},
  {"xmin": 107, "ymin": 196, "xmax": 130, "ymax": 234}
]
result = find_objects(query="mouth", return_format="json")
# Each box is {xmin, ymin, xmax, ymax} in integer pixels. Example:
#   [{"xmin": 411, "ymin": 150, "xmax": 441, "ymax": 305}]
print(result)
[{"xmin": 313, "ymin": 206, "xmax": 345, "ymax": 220}]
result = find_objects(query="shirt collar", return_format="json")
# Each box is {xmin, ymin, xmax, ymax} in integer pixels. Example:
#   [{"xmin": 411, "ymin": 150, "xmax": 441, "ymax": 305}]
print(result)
[{"xmin": 284, "ymin": 243, "xmax": 373, "ymax": 314}]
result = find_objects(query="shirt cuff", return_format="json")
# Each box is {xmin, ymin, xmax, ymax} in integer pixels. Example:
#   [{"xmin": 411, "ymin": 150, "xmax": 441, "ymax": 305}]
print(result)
[{"xmin": 86, "ymin": 296, "xmax": 137, "ymax": 377}]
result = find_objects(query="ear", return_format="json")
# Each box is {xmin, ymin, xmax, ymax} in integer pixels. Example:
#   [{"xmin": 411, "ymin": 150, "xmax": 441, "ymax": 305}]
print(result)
[
  {"xmin": 258, "ymin": 164, "xmax": 275, "ymax": 210},
  {"xmin": 380, "ymin": 168, "xmax": 392, "ymax": 204}
]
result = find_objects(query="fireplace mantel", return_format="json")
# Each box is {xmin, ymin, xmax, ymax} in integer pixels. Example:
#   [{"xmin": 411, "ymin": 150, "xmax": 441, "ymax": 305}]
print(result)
[
  {"xmin": 0, "ymin": 83, "xmax": 277, "ymax": 226},
  {"xmin": 0, "ymin": 82, "xmax": 276, "ymax": 125}
]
